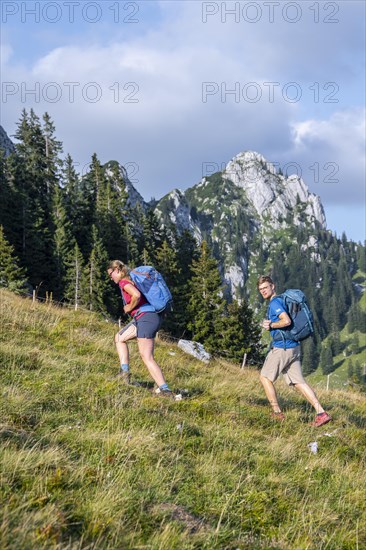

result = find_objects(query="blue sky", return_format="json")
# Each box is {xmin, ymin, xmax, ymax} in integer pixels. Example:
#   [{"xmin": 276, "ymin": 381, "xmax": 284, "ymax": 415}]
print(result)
[{"xmin": 1, "ymin": 0, "xmax": 365, "ymax": 242}]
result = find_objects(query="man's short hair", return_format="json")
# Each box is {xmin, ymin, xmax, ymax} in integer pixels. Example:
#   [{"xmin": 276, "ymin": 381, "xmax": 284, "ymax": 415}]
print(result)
[{"xmin": 257, "ymin": 275, "xmax": 274, "ymax": 288}]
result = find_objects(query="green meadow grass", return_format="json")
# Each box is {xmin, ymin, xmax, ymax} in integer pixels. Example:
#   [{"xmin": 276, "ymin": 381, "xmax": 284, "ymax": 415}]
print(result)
[{"xmin": 0, "ymin": 289, "xmax": 365, "ymax": 549}]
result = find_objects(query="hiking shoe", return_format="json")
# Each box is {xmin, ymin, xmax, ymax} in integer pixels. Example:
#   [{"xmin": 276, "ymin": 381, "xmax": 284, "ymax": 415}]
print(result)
[
  {"xmin": 310, "ymin": 412, "xmax": 331, "ymax": 427},
  {"xmin": 271, "ymin": 411, "xmax": 285, "ymax": 421},
  {"xmin": 116, "ymin": 371, "xmax": 130, "ymax": 384},
  {"xmin": 155, "ymin": 388, "xmax": 175, "ymax": 400}
]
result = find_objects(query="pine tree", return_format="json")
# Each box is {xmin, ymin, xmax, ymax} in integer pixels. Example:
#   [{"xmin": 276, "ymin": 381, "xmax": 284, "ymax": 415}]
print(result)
[
  {"xmin": 42, "ymin": 112, "xmax": 63, "ymax": 196},
  {"xmin": 52, "ymin": 186, "xmax": 75, "ymax": 298},
  {"xmin": 0, "ymin": 151, "xmax": 16, "ymax": 239},
  {"xmin": 2, "ymin": 152, "xmax": 29, "ymax": 263},
  {"xmin": 102, "ymin": 162, "xmax": 129, "ymax": 260},
  {"xmin": 347, "ymin": 301, "xmax": 358, "ymax": 332},
  {"xmin": 320, "ymin": 344, "xmax": 333, "ymax": 375},
  {"xmin": 351, "ymin": 333, "xmax": 359, "ymax": 354},
  {"xmin": 218, "ymin": 299, "xmax": 262, "ymax": 364},
  {"xmin": 141, "ymin": 247, "xmax": 155, "ymax": 266},
  {"xmin": 155, "ymin": 239, "xmax": 183, "ymax": 336},
  {"xmin": 62, "ymin": 154, "xmax": 82, "ymax": 236},
  {"xmin": 0, "ymin": 225, "xmax": 28, "ymax": 293},
  {"xmin": 348, "ymin": 301, "xmax": 365, "ymax": 333},
  {"xmin": 301, "ymin": 336, "xmax": 318, "ymax": 376},
  {"xmin": 356, "ymin": 242, "xmax": 366, "ymax": 272},
  {"xmin": 76, "ymin": 153, "xmax": 105, "ymax": 256},
  {"xmin": 140, "ymin": 209, "xmax": 164, "ymax": 264},
  {"xmin": 329, "ymin": 331, "xmax": 341, "ymax": 356},
  {"xmin": 166, "ymin": 229, "xmax": 201, "ymax": 338},
  {"xmin": 347, "ymin": 359, "xmax": 354, "ymax": 380},
  {"xmin": 12, "ymin": 109, "xmax": 60, "ymax": 293},
  {"xmin": 187, "ymin": 241, "xmax": 227, "ymax": 353},
  {"xmin": 354, "ymin": 360, "xmax": 362, "ymax": 384},
  {"xmin": 329, "ymin": 295, "xmax": 341, "ymax": 332},
  {"xmin": 84, "ymin": 226, "xmax": 109, "ymax": 312},
  {"xmin": 125, "ymin": 225, "xmax": 140, "ymax": 266}
]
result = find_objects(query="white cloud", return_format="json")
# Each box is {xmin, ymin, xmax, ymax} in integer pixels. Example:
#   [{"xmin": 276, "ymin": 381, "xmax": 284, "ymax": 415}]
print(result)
[{"xmin": 289, "ymin": 109, "xmax": 365, "ymax": 205}]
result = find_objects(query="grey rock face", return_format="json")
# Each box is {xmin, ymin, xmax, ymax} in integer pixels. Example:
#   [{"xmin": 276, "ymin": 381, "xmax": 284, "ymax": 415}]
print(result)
[{"xmin": 223, "ymin": 151, "xmax": 325, "ymax": 228}]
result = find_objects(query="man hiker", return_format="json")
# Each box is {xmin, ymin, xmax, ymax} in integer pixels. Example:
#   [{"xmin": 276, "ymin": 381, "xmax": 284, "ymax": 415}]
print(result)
[
  {"xmin": 108, "ymin": 260, "xmax": 175, "ymax": 399},
  {"xmin": 257, "ymin": 275, "xmax": 331, "ymax": 427}
]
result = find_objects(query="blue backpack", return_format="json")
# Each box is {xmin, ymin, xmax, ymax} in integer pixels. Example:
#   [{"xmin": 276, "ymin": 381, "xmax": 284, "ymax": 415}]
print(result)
[
  {"xmin": 130, "ymin": 266, "xmax": 173, "ymax": 314},
  {"xmin": 270, "ymin": 289, "xmax": 314, "ymax": 346}
]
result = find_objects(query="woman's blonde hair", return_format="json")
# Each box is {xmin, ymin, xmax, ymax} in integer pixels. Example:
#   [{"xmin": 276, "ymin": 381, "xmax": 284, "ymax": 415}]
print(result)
[{"xmin": 108, "ymin": 260, "xmax": 131, "ymax": 278}]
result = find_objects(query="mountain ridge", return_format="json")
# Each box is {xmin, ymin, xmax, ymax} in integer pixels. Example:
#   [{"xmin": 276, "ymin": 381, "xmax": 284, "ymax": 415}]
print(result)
[{"xmin": 153, "ymin": 150, "xmax": 326, "ymax": 298}]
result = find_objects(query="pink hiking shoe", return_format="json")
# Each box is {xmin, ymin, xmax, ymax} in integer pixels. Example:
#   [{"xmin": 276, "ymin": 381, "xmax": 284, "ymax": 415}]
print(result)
[{"xmin": 310, "ymin": 412, "xmax": 331, "ymax": 427}]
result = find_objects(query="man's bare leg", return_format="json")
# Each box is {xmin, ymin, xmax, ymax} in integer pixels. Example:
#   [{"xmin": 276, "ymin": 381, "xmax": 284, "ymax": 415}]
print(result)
[
  {"xmin": 294, "ymin": 383, "xmax": 324, "ymax": 414},
  {"xmin": 260, "ymin": 375, "xmax": 282, "ymax": 413}
]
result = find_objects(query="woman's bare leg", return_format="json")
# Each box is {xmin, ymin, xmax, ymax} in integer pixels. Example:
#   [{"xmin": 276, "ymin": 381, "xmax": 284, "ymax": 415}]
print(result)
[
  {"xmin": 137, "ymin": 338, "xmax": 166, "ymax": 387},
  {"xmin": 115, "ymin": 324, "xmax": 137, "ymax": 364}
]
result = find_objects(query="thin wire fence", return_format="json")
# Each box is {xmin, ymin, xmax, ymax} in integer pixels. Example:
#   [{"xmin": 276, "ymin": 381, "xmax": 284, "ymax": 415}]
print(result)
[{"xmin": 1, "ymin": 287, "xmax": 260, "ymax": 366}]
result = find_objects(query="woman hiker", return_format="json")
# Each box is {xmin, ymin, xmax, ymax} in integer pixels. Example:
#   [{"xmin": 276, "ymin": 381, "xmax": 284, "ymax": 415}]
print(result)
[{"xmin": 107, "ymin": 260, "xmax": 175, "ymax": 399}]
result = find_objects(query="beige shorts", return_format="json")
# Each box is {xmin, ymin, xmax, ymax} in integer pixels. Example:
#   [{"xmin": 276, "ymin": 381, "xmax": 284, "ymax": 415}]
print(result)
[{"xmin": 261, "ymin": 346, "xmax": 305, "ymax": 386}]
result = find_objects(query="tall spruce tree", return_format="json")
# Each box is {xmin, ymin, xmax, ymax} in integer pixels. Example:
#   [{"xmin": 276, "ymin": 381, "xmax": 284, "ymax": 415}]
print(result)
[
  {"xmin": 168, "ymin": 229, "xmax": 201, "ymax": 338},
  {"xmin": 218, "ymin": 299, "xmax": 262, "ymax": 364},
  {"xmin": 125, "ymin": 225, "xmax": 140, "ymax": 266},
  {"xmin": 301, "ymin": 336, "xmax": 318, "ymax": 376},
  {"xmin": 62, "ymin": 154, "xmax": 82, "ymax": 239},
  {"xmin": 0, "ymin": 225, "xmax": 28, "ymax": 293},
  {"xmin": 141, "ymin": 209, "xmax": 164, "ymax": 265},
  {"xmin": 76, "ymin": 153, "xmax": 104, "ymax": 256},
  {"xmin": 187, "ymin": 241, "xmax": 226, "ymax": 353},
  {"xmin": 356, "ymin": 242, "xmax": 366, "ymax": 272},
  {"xmin": 347, "ymin": 359, "xmax": 354, "ymax": 380},
  {"xmin": 102, "ymin": 162, "xmax": 129, "ymax": 260},
  {"xmin": 84, "ymin": 226, "xmax": 109, "ymax": 312},
  {"xmin": 52, "ymin": 186, "xmax": 75, "ymax": 298},
  {"xmin": 0, "ymin": 151, "xmax": 16, "ymax": 241},
  {"xmin": 12, "ymin": 109, "xmax": 61, "ymax": 293},
  {"xmin": 155, "ymin": 239, "xmax": 182, "ymax": 335},
  {"xmin": 42, "ymin": 112, "xmax": 63, "ymax": 196},
  {"xmin": 320, "ymin": 345, "xmax": 333, "ymax": 375},
  {"xmin": 354, "ymin": 360, "xmax": 363, "ymax": 384}
]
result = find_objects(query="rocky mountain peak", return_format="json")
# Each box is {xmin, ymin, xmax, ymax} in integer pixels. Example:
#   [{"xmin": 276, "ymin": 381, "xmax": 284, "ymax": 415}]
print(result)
[
  {"xmin": 223, "ymin": 150, "xmax": 326, "ymax": 229},
  {"xmin": 154, "ymin": 150, "xmax": 328, "ymax": 298},
  {"xmin": 104, "ymin": 160, "xmax": 148, "ymax": 211}
]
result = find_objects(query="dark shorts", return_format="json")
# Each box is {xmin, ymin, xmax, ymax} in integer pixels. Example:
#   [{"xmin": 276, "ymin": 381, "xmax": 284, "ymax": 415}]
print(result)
[{"xmin": 118, "ymin": 312, "xmax": 162, "ymax": 339}]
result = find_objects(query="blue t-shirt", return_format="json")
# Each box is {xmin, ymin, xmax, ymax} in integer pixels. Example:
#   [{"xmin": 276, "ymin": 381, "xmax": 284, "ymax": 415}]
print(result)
[{"xmin": 268, "ymin": 296, "xmax": 299, "ymax": 349}]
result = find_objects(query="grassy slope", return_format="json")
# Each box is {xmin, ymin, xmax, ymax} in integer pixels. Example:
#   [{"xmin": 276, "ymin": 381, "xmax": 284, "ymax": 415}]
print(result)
[{"xmin": 0, "ymin": 290, "xmax": 365, "ymax": 550}]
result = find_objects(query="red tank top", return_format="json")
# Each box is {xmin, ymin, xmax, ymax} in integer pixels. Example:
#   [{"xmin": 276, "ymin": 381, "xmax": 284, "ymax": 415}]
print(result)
[{"xmin": 119, "ymin": 279, "xmax": 148, "ymax": 317}]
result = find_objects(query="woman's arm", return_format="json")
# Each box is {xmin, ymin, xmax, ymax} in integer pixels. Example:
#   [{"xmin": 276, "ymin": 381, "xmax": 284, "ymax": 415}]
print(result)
[{"xmin": 122, "ymin": 283, "xmax": 141, "ymax": 314}]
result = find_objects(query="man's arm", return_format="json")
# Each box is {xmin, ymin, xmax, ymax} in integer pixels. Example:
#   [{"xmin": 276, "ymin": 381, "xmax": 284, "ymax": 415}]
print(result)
[{"xmin": 262, "ymin": 311, "xmax": 292, "ymax": 331}]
